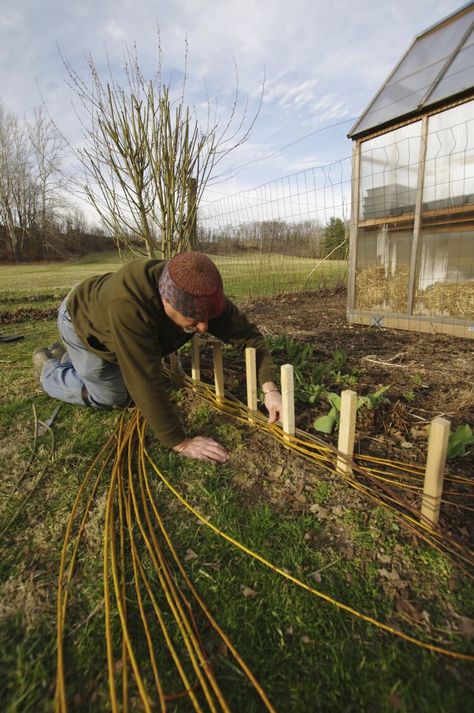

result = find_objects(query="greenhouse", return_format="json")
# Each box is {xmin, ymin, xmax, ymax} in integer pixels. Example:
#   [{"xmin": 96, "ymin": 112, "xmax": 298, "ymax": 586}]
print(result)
[{"xmin": 347, "ymin": 2, "xmax": 474, "ymax": 338}]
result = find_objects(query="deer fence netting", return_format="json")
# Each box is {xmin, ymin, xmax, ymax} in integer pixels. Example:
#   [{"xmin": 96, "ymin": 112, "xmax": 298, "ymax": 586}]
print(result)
[{"xmin": 197, "ymin": 158, "xmax": 352, "ymax": 300}]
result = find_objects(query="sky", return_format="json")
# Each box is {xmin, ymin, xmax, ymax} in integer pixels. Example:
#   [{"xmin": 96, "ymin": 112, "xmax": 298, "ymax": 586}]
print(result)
[{"xmin": 0, "ymin": 0, "xmax": 466, "ymax": 218}]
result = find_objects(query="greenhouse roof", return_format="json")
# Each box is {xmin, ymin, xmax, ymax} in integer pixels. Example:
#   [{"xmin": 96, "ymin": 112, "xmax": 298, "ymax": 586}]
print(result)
[{"xmin": 349, "ymin": 2, "xmax": 474, "ymax": 138}]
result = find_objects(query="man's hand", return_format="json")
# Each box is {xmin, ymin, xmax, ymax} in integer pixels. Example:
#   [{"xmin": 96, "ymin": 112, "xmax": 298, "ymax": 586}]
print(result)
[
  {"xmin": 262, "ymin": 381, "xmax": 282, "ymax": 424},
  {"xmin": 173, "ymin": 436, "xmax": 229, "ymax": 463}
]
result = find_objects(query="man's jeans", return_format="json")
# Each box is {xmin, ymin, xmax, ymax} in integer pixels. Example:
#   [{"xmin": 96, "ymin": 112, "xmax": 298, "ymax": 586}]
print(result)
[{"xmin": 41, "ymin": 298, "xmax": 129, "ymax": 409}]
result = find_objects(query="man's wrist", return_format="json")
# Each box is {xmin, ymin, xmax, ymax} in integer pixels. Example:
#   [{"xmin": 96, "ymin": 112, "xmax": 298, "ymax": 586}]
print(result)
[
  {"xmin": 174, "ymin": 438, "xmax": 191, "ymax": 453},
  {"xmin": 262, "ymin": 381, "xmax": 279, "ymax": 395}
]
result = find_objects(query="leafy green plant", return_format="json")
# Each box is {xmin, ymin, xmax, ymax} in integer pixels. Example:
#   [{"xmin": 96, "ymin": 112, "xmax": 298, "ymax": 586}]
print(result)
[
  {"xmin": 329, "ymin": 350, "xmax": 360, "ymax": 389},
  {"xmin": 313, "ymin": 392, "xmax": 341, "ymax": 434},
  {"xmin": 447, "ymin": 423, "xmax": 474, "ymax": 459},
  {"xmin": 296, "ymin": 382, "xmax": 325, "ymax": 405},
  {"xmin": 331, "ymin": 349, "xmax": 348, "ymax": 368},
  {"xmin": 313, "ymin": 386, "xmax": 390, "ymax": 434},
  {"xmin": 268, "ymin": 334, "xmax": 314, "ymax": 367},
  {"xmin": 310, "ymin": 362, "xmax": 333, "ymax": 384},
  {"xmin": 294, "ymin": 363, "xmax": 331, "ymax": 403},
  {"xmin": 269, "ymin": 336, "xmax": 359, "ymax": 407},
  {"xmin": 357, "ymin": 386, "xmax": 390, "ymax": 410},
  {"xmin": 332, "ymin": 371, "xmax": 359, "ymax": 388}
]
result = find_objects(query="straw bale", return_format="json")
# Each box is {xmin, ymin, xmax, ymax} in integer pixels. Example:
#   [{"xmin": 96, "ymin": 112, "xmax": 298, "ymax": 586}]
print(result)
[
  {"xmin": 355, "ymin": 266, "xmax": 409, "ymax": 313},
  {"xmin": 414, "ymin": 280, "xmax": 474, "ymax": 319},
  {"xmin": 356, "ymin": 265, "xmax": 474, "ymax": 319}
]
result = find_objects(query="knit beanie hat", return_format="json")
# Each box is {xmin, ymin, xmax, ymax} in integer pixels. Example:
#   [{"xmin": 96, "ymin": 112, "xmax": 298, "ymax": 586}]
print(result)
[{"xmin": 159, "ymin": 252, "xmax": 225, "ymax": 321}]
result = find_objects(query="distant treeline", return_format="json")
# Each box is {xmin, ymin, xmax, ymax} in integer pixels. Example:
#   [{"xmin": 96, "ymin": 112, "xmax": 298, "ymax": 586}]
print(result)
[
  {"xmin": 0, "ymin": 224, "xmax": 112, "ymax": 263},
  {"xmin": 1, "ymin": 216, "xmax": 349, "ymax": 263},
  {"xmin": 197, "ymin": 217, "xmax": 349, "ymax": 260}
]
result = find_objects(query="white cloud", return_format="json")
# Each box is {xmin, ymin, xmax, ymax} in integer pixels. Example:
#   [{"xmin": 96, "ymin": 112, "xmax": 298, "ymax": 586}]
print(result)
[
  {"xmin": 1, "ymin": 8, "xmax": 24, "ymax": 30},
  {"xmin": 0, "ymin": 0, "xmax": 464, "ymax": 204},
  {"xmin": 104, "ymin": 20, "xmax": 129, "ymax": 43}
]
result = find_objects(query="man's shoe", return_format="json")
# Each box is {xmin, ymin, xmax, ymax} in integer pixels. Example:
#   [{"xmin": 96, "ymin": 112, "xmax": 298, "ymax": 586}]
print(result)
[
  {"xmin": 32, "ymin": 347, "xmax": 54, "ymax": 382},
  {"xmin": 49, "ymin": 341, "xmax": 66, "ymax": 360}
]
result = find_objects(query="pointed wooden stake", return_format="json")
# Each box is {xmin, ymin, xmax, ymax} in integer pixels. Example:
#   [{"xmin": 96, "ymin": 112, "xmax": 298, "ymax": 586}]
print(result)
[
  {"xmin": 213, "ymin": 342, "xmax": 225, "ymax": 403},
  {"xmin": 191, "ymin": 334, "xmax": 200, "ymax": 382},
  {"xmin": 421, "ymin": 416, "xmax": 450, "ymax": 527},
  {"xmin": 245, "ymin": 347, "xmax": 258, "ymax": 419},
  {"xmin": 281, "ymin": 364, "xmax": 295, "ymax": 441},
  {"xmin": 336, "ymin": 390, "xmax": 357, "ymax": 475}
]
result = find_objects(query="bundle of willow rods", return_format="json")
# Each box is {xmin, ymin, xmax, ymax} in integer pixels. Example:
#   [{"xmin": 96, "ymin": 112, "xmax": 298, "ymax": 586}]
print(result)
[{"xmin": 56, "ymin": 412, "xmax": 275, "ymax": 713}]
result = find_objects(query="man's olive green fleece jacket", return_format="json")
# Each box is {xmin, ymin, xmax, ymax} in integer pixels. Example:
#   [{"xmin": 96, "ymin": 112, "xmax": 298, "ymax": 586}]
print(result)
[{"xmin": 67, "ymin": 259, "xmax": 276, "ymax": 447}]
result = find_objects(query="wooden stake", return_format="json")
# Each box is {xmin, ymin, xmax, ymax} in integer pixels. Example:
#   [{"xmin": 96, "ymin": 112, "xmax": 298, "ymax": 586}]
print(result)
[
  {"xmin": 213, "ymin": 342, "xmax": 225, "ymax": 403},
  {"xmin": 421, "ymin": 416, "xmax": 450, "ymax": 527},
  {"xmin": 191, "ymin": 335, "xmax": 200, "ymax": 382},
  {"xmin": 245, "ymin": 347, "xmax": 258, "ymax": 417},
  {"xmin": 336, "ymin": 390, "xmax": 357, "ymax": 475},
  {"xmin": 281, "ymin": 364, "xmax": 295, "ymax": 441},
  {"xmin": 169, "ymin": 352, "xmax": 179, "ymax": 374}
]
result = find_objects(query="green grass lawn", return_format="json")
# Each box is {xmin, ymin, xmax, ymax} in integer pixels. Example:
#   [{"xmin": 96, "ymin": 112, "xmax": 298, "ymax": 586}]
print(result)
[
  {"xmin": 0, "ymin": 253, "xmax": 122, "ymax": 300},
  {"xmin": 0, "ymin": 257, "xmax": 472, "ymax": 712},
  {"xmin": 211, "ymin": 253, "xmax": 347, "ymax": 299},
  {"xmin": 0, "ymin": 252, "xmax": 347, "ymax": 306}
]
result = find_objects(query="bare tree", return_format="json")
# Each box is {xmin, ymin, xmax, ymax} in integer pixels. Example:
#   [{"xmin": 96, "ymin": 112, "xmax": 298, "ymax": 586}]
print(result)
[
  {"xmin": 28, "ymin": 107, "xmax": 67, "ymax": 254},
  {"xmin": 0, "ymin": 104, "xmax": 31, "ymax": 259},
  {"xmin": 0, "ymin": 102, "xmax": 66, "ymax": 260},
  {"xmin": 63, "ymin": 40, "xmax": 263, "ymax": 258}
]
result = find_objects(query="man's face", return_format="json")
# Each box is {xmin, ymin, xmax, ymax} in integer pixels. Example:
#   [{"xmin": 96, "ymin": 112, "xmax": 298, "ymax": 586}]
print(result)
[{"xmin": 162, "ymin": 300, "xmax": 208, "ymax": 333}]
